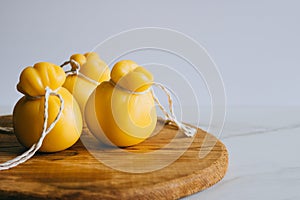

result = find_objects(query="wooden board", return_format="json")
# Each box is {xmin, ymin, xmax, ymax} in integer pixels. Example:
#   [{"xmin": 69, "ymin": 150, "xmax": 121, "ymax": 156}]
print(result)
[{"xmin": 0, "ymin": 115, "xmax": 228, "ymax": 200}]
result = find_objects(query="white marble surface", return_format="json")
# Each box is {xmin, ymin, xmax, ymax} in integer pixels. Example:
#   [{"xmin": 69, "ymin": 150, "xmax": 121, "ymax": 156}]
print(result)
[
  {"xmin": 1, "ymin": 106, "xmax": 300, "ymax": 199},
  {"xmin": 185, "ymin": 106, "xmax": 300, "ymax": 200}
]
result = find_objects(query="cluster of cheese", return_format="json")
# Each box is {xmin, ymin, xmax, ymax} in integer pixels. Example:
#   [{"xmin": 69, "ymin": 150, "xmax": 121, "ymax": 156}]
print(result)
[{"xmin": 13, "ymin": 53, "xmax": 157, "ymax": 152}]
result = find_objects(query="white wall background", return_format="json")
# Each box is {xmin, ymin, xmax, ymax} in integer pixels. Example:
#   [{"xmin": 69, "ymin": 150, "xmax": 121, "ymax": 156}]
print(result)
[{"xmin": 0, "ymin": 0, "xmax": 299, "ymax": 112}]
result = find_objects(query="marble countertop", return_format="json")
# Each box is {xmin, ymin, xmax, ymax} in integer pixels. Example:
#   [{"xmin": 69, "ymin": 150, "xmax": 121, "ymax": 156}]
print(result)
[
  {"xmin": 186, "ymin": 106, "xmax": 300, "ymax": 200},
  {"xmin": 1, "ymin": 106, "xmax": 299, "ymax": 199}
]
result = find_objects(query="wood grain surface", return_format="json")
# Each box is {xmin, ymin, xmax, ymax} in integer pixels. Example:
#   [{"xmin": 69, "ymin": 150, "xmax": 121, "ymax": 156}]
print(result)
[{"xmin": 0, "ymin": 115, "xmax": 228, "ymax": 200}]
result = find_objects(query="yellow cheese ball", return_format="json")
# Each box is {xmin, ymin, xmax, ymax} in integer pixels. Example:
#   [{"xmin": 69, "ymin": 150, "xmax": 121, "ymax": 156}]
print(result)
[
  {"xmin": 13, "ymin": 62, "xmax": 82, "ymax": 152},
  {"xmin": 85, "ymin": 60, "xmax": 157, "ymax": 147},
  {"xmin": 63, "ymin": 52, "xmax": 110, "ymax": 114}
]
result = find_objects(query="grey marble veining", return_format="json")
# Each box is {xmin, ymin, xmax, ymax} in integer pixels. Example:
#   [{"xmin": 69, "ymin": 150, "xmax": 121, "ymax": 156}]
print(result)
[{"xmin": 185, "ymin": 106, "xmax": 300, "ymax": 200}]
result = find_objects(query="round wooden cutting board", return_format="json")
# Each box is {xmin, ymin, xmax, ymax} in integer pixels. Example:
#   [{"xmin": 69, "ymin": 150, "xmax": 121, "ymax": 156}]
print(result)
[{"xmin": 0, "ymin": 115, "xmax": 228, "ymax": 200}]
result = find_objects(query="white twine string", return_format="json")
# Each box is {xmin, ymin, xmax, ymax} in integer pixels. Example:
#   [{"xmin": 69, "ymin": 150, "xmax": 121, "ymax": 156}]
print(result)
[
  {"xmin": 61, "ymin": 59, "xmax": 99, "ymax": 86},
  {"xmin": 109, "ymin": 79, "xmax": 151, "ymax": 95},
  {"xmin": 151, "ymin": 83, "xmax": 197, "ymax": 137},
  {"xmin": 0, "ymin": 87, "xmax": 64, "ymax": 171},
  {"xmin": 0, "ymin": 127, "xmax": 14, "ymax": 133},
  {"xmin": 109, "ymin": 80, "xmax": 197, "ymax": 137}
]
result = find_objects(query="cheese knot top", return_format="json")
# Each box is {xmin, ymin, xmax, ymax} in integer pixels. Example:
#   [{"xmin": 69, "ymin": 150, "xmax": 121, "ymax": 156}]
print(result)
[
  {"xmin": 17, "ymin": 62, "xmax": 66, "ymax": 97},
  {"xmin": 111, "ymin": 60, "xmax": 153, "ymax": 92}
]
